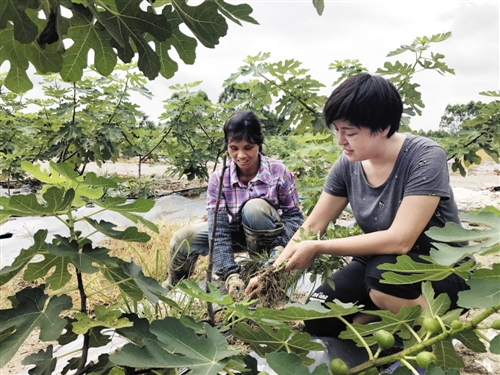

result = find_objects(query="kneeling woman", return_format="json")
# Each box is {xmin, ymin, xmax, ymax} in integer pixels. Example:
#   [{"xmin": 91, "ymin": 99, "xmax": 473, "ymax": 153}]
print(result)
[
  {"xmin": 167, "ymin": 110, "xmax": 304, "ymax": 297},
  {"xmin": 246, "ymin": 73, "xmax": 470, "ymax": 336}
]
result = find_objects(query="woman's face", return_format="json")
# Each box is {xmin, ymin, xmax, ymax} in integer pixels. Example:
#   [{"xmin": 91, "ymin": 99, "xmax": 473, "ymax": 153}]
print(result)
[
  {"xmin": 332, "ymin": 120, "xmax": 389, "ymax": 162},
  {"xmin": 227, "ymin": 138, "xmax": 260, "ymax": 174}
]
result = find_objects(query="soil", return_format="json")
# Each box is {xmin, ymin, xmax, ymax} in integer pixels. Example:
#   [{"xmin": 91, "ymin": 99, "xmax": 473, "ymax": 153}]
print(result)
[{"xmin": 2, "ymin": 159, "xmax": 499, "ymax": 375}]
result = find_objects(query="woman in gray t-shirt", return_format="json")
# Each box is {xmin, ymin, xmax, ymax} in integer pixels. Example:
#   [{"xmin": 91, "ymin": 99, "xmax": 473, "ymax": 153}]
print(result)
[{"xmin": 245, "ymin": 73, "xmax": 469, "ymax": 338}]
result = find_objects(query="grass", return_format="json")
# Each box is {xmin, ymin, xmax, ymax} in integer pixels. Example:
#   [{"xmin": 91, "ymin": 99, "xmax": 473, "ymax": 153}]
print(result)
[{"xmin": 0, "ymin": 219, "xmax": 206, "ymax": 314}]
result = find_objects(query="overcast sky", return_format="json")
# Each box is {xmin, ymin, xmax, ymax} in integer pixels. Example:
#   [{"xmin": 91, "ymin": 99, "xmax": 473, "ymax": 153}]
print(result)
[{"xmin": 139, "ymin": 0, "xmax": 499, "ymax": 131}]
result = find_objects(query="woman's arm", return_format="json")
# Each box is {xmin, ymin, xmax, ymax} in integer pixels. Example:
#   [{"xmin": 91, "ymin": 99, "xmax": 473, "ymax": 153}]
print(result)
[
  {"xmin": 274, "ymin": 191, "xmax": 348, "ymax": 264},
  {"xmin": 245, "ymin": 191, "xmax": 347, "ymax": 297},
  {"xmin": 281, "ymin": 194, "xmax": 440, "ymax": 271}
]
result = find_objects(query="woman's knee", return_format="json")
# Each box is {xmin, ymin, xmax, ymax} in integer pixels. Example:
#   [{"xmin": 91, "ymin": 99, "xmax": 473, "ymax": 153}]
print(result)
[
  {"xmin": 241, "ymin": 199, "xmax": 280, "ymax": 230},
  {"xmin": 369, "ymin": 288, "xmax": 426, "ymax": 314},
  {"xmin": 170, "ymin": 222, "xmax": 209, "ymax": 256},
  {"xmin": 304, "ymin": 317, "xmax": 347, "ymax": 337}
]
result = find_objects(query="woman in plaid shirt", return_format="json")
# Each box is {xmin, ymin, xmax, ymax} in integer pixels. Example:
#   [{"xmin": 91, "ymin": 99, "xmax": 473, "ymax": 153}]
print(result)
[{"xmin": 167, "ymin": 111, "xmax": 304, "ymax": 297}]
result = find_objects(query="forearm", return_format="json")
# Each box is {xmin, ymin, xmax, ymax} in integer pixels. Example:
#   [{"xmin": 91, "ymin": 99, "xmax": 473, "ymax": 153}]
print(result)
[
  {"xmin": 315, "ymin": 228, "xmax": 409, "ymax": 257},
  {"xmin": 283, "ymin": 212, "xmax": 330, "ymax": 251}
]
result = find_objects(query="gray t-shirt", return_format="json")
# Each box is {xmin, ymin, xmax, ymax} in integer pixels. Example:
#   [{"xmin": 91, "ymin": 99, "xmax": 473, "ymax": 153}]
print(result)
[{"xmin": 324, "ymin": 134, "xmax": 464, "ymax": 255}]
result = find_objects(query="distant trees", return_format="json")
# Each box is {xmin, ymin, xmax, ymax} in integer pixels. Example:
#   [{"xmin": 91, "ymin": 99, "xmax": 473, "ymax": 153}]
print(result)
[{"xmin": 438, "ymin": 101, "xmax": 485, "ymax": 135}]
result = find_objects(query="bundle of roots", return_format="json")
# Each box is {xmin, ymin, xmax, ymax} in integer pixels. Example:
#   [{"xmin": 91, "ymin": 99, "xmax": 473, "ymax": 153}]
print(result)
[{"xmin": 245, "ymin": 260, "xmax": 299, "ymax": 308}]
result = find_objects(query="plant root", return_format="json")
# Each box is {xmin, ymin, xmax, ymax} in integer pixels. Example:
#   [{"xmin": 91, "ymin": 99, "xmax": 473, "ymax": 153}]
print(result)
[{"xmin": 251, "ymin": 265, "xmax": 294, "ymax": 309}]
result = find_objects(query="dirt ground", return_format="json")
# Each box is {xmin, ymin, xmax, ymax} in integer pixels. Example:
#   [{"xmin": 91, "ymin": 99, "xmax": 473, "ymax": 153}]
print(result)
[{"xmin": 2, "ymin": 160, "xmax": 499, "ymax": 375}]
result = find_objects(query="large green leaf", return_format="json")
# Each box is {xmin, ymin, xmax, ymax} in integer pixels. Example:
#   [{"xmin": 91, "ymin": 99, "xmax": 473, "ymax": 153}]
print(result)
[
  {"xmin": 339, "ymin": 305, "xmax": 421, "ymax": 346},
  {"xmin": 266, "ymin": 352, "xmax": 330, "ymax": 375},
  {"xmin": 72, "ymin": 305, "xmax": 133, "ymax": 334},
  {"xmin": 0, "ymin": 286, "xmax": 72, "ymax": 367},
  {"xmin": 434, "ymin": 338, "xmax": 464, "ymax": 371},
  {"xmin": 378, "ymin": 255, "xmax": 475, "ymax": 284},
  {"xmin": 457, "ymin": 279, "xmax": 500, "ymax": 308},
  {"xmin": 490, "ymin": 334, "xmax": 500, "ymax": 354},
  {"xmin": 110, "ymin": 317, "xmax": 239, "ymax": 374},
  {"xmin": 27, "ymin": 161, "xmax": 126, "ymax": 207},
  {"xmin": 171, "ymin": 0, "xmax": 228, "ymax": 48},
  {"xmin": 102, "ymin": 265, "xmax": 144, "ymax": 301},
  {"xmin": 156, "ymin": 5, "xmax": 197, "ymax": 79},
  {"xmin": 58, "ymin": 318, "xmax": 112, "ymax": 348},
  {"xmin": 425, "ymin": 363, "xmax": 461, "ymax": 375},
  {"xmin": 177, "ymin": 279, "xmax": 234, "ymax": 305},
  {"xmin": 453, "ymin": 330, "xmax": 487, "ymax": 353},
  {"xmin": 48, "ymin": 235, "xmax": 120, "ymax": 273},
  {"xmin": 421, "ymin": 281, "xmax": 451, "ymax": 318},
  {"xmin": 21, "ymin": 161, "xmax": 67, "ymax": 184},
  {"xmin": 232, "ymin": 322, "xmax": 324, "ymax": 366},
  {"xmin": 214, "ymin": 0, "xmax": 258, "ymax": 26},
  {"xmin": 0, "ymin": 19, "xmax": 62, "ymax": 93},
  {"xmin": 21, "ymin": 345, "xmax": 57, "ymax": 375},
  {"xmin": 101, "ymin": 261, "xmax": 168, "ymax": 303},
  {"xmin": 85, "ymin": 218, "xmax": 151, "ymax": 243},
  {"xmin": 61, "ymin": 3, "xmax": 117, "ymax": 81},
  {"xmin": 89, "ymin": 0, "xmax": 170, "ymax": 80},
  {"xmin": 122, "ymin": 261, "xmax": 170, "ymax": 303},
  {"xmin": 470, "ymin": 263, "xmax": 500, "ymax": 280},
  {"xmin": 25, "ymin": 252, "xmax": 73, "ymax": 290},
  {"xmin": 0, "ymin": 229, "xmax": 48, "ymax": 286},
  {"xmin": 426, "ymin": 211, "xmax": 500, "ymax": 265},
  {"xmin": 0, "ymin": 0, "xmax": 39, "ymax": 44},
  {"xmin": 244, "ymin": 300, "xmax": 362, "ymax": 325},
  {"xmin": 2, "ymin": 186, "xmax": 75, "ymax": 217},
  {"xmin": 93, "ymin": 196, "xmax": 158, "ymax": 233}
]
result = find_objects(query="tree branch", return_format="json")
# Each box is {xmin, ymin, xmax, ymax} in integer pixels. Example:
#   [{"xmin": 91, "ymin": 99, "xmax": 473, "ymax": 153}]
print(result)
[{"xmin": 207, "ymin": 153, "xmax": 227, "ymax": 326}]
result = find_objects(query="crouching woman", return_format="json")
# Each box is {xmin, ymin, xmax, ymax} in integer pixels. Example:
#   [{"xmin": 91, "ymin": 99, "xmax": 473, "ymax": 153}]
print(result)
[
  {"xmin": 166, "ymin": 110, "xmax": 304, "ymax": 297},
  {"xmin": 246, "ymin": 73, "xmax": 470, "ymax": 337}
]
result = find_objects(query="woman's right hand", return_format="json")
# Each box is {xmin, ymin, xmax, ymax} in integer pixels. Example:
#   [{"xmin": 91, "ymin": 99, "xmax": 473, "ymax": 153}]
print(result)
[
  {"xmin": 274, "ymin": 240, "xmax": 318, "ymax": 271},
  {"xmin": 245, "ymin": 275, "xmax": 260, "ymax": 298}
]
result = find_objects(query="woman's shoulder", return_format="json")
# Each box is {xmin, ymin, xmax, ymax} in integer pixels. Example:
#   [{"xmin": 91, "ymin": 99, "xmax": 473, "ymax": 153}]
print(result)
[
  {"xmin": 401, "ymin": 134, "xmax": 447, "ymax": 167},
  {"xmin": 210, "ymin": 159, "xmax": 235, "ymax": 182},
  {"xmin": 405, "ymin": 133, "xmax": 442, "ymax": 149}
]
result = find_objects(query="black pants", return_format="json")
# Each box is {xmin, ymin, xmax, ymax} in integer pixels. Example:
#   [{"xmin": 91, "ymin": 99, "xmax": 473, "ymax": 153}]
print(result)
[{"xmin": 304, "ymin": 254, "xmax": 470, "ymax": 337}]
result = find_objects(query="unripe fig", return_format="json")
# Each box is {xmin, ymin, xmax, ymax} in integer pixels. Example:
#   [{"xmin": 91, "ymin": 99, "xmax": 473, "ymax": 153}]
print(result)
[
  {"xmin": 375, "ymin": 329, "xmax": 395, "ymax": 350},
  {"xmin": 451, "ymin": 320, "xmax": 463, "ymax": 330},
  {"xmin": 416, "ymin": 351, "xmax": 437, "ymax": 370},
  {"xmin": 329, "ymin": 358, "xmax": 349, "ymax": 375},
  {"xmin": 422, "ymin": 317, "xmax": 441, "ymax": 334},
  {"xmin": 490, "ymin": 319, "xmax": 500, "ymax": 330}
]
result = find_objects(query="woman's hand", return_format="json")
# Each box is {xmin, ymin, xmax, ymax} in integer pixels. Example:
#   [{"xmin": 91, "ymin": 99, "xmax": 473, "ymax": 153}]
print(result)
[
  {"xmin": 244, "ymin": 275, "xmax": 260, "ymax": 298},
  {"xmin": 274, "ymin": 240, "xmax": 318, "ymax": 272}
]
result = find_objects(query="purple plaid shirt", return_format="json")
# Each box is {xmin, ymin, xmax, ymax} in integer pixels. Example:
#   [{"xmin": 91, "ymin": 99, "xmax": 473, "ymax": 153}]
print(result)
[
  {"xmin": 207, "ymin": 154, "xmax": 304, "ymax": 280},
  {"xmin": 207, "ymin": 154, "xmax": 300, "ymax": 229}
]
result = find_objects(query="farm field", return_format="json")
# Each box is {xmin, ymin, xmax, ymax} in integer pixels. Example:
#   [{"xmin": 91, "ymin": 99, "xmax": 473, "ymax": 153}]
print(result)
[{"xmin": 2, "ymin": 159, "xmax": 499, "ymax": 375}]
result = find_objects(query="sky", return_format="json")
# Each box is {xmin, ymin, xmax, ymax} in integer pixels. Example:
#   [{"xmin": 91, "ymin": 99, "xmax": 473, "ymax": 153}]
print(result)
[
  {"xmin": 2, "ymin": 1, "xmax": 498, "ymax": 132},
  {"xmin": 138, "ymin": 0, "xmax": 499, "ymax": 132}
]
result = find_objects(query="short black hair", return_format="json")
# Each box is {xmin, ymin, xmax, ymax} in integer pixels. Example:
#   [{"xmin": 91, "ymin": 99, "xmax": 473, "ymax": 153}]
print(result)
[
  {"xmin": 224, "ymin": 111, "xmax": 264, "ymax": 151},
  {"xmin": 323, "ymin": 73, "xmax": 403, "ymax": 138}
]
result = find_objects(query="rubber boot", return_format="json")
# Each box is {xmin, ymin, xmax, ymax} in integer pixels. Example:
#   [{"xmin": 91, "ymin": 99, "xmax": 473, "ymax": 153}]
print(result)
[
  {"xmin": 243, "ymin": 222, "xmax": 284, "ymax": 257},
  {"xmin": 164, "ymin": 247, "xmax": 199, "ymax": 287}
]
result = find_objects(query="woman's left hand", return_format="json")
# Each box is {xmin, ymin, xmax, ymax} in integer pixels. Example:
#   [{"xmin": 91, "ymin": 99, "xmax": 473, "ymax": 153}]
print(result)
[
  {"xmin": 245, "ymin": 275, "xmax": 260, "ymax": 298},
  {"xmin": 274, "ymin": 240, "xmax": 318, "ymax": 272}
]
